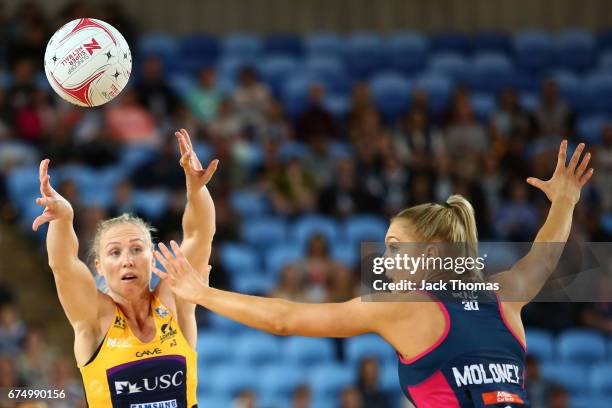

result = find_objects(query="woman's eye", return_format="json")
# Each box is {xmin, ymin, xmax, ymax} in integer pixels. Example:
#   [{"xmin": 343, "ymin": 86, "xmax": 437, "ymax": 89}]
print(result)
[
  {"xmin": 110, "ymin": 250, "xmax": 120, "ymax": 256},
  {"xmin": 132, "ymin": 247, "xmax": 142, "ymax": 253}
]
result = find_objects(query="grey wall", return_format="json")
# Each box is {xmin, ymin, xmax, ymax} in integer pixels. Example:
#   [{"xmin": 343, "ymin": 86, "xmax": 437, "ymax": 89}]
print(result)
[{"xmin": 6, "ymin": 0, "xmax": 612, "ymax": 34}]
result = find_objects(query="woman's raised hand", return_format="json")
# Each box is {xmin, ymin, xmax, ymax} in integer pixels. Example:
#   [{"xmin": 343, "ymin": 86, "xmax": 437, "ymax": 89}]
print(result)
[
  {"xmin": 175, "ymin": 128, "xmax": 219, "ymax": 192},
  {"xmin": 152, "ymin": 240, "xmax": 210, "ymax": 303},
  {"xmin": 32, "ymin": 159, "xmax": 74, "ymax": 231},
  {"xmin": 526, "ymin": 140, "xmax": 593, "ymax": 205}
]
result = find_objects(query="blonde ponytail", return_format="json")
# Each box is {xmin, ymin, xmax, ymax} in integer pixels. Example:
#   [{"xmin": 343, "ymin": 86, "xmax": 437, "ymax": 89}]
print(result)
[{"xmin": 392, "ymin": 194, "xmax": 482, "ymax": 281}]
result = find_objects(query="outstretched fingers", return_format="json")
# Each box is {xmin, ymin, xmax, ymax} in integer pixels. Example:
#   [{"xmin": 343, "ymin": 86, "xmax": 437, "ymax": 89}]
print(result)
[
  {"xmin": 555, "ymin": 140, "xmax": 568, "ymax": 172},
  {"xmin": 575, "ymin": 150, "xmax": 591, "ymax": 178},
  {"xmin": 32, "ymin": 211, "xmax": 53, "ymax": 231},
  {"xmin": 567, "ymin": 143, "xmax": 585, "ymax": 173}
]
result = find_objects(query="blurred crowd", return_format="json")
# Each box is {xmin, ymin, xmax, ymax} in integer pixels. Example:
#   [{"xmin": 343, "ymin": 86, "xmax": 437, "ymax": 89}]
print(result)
[{"xmin": 1, "ymin": 1, "xmax": 611, "ymax": 408}]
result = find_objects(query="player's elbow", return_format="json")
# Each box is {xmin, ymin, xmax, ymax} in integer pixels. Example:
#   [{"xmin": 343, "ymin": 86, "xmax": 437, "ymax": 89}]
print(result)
[{"xmin": 270, "ymin": 300, "xmax": 295, "ymax": 336}]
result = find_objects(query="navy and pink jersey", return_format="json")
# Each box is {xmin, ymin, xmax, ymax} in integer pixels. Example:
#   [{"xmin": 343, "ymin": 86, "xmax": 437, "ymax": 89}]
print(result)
[{"xmin": 397, "ymin": 291, "xmax": 528, "ymax": 407}]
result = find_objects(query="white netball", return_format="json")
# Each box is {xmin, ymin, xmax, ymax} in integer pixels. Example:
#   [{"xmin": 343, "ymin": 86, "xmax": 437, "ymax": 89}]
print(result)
[{"xmin": 44, "ymin": 18, "xmax": 132, "ymax": 107}]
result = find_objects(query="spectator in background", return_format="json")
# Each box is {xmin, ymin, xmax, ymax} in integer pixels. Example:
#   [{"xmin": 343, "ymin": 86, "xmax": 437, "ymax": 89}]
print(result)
[
  {"xmin": 325, "ymin": 265, "xmax": 357, "ymax": 303},
  {"xmin": 155, "ymin": 188, "xmax": 187, "ymax": 242},
  {"xmin": 108, "ymin": 180, "xmax": 143, "ymax": 219},
  {"xmin": 381, "ymin": 154, "xmax": 409, "ymax": 217},
  {"xmin": 0, "ymin": 89, "xmax": 13, "ymax": 139},
  {"xmin": 319, "ymin": 158, "xmax": 380, "ymax": 217},
  {"xmin": 346, "ymin": 82, "xmax": 375, "ymax": 128},
  {"xmin": 232, "ymin": 389, "xmax": 256, "ymax": 408},
  {"xmin": 444, "ymin": 92, "xmax": 489, "ymax": 158},
  {"xmin": 494, "ymin": 179, "xmax": 539, "ymax": 240},
  {"xmin": 269, "ymin": 158, "xmax": 317, "ymax": 216},
  {"xmin": 186, "ymin": 67, "xmax": 222, "ymax": 125},
  {"xmin": 16, "ymin": 325, "xmax": 55, "ymax": 387},
  {"xmin": 303, "ymin": 133, "xmax": 337, "ymax": 189},
  {"xmin": 357, "ymin": 357, "xmax": 391, "ymax": 408},
  {"xmin": 340, "ymin": 386, "xmax": 363, "ymax": 408},
  {"xmin": 105, "ymin": 88, "xmax": 160, "ymax": 144},
  {"xmin": 132, "ymin": 136, "xmax": 185, "ymax": 189},
  {"xmin": 47, "ymin": 357, "xmax": 87, "ymax": 408},
  {"xmin": 207, "ymin": 98, "xmax": 243, "ymax": 139},
  {"xmin": 0, "ymin": 297, "xmax": 26, "ymax": 355},
  {"xmin": 296, "ymin": 83, "xmax": 336, "ymax": 143},
  {"xmin": 256, "ymin": 98, "xmax": 293, "ymax": 143},
  {"xmin": 393, "ymin": 108, "xmax": 444, "ymax": 173},
  {"xmin": 546, "ymin": 384, "xmax": 570, "ymax": 408},
  {"xmin": 524, "ymin": 354, "xmax": 554, "ymax": 408},
  {"xmin": 594, "ymin": 124, "xmax": 612, "ymax": 211},
  {"xmin": 232, "ymin": 66, "xmax": 271, "ymax": 130},
  {"xmin": 292, "ymin": 385, "xmax": 311, "ymax": 408},
  {"xmin": 291, "ymin": 234, "xmax": 350, "ymax": 303},
  {"xmin": 98, "ymin": 1, "xmax": 137, "ymax": 47},
  {"xmin": 579, "ymin": 272, "xmax": 612, "ymax": 333},
  {"xmin": 491, "ymin": 87, "xmax": 530, "ymax": 145},
  {"xmin": 270, "ymin": 265, "xmax": 308, "ymax": 302},
  {"xmin": 9, "ymin": 59, "xmax": 42, "ymax": 144},
  {"xmin": 0, "ymin": 355, "xmax": 24, "ymax": 387},
  {"xmin": 135, "ymin": 56, "xmax": 179, "ymax": 119},
  {"xmin": 531, "ymin": 78, "xmax": 574, "ymax": 141}
]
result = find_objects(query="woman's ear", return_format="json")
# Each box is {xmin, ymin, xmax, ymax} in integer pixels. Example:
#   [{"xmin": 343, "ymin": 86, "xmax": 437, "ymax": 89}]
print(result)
[{"xmin": 94, "ymin": 259, "xmax": 103, "ymax": 278}]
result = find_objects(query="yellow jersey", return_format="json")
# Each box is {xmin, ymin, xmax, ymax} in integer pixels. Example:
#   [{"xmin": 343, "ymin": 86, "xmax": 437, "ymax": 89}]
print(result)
[{"xmin": 79, "ymin": 295, "xmax": 198, "ymax": 407}]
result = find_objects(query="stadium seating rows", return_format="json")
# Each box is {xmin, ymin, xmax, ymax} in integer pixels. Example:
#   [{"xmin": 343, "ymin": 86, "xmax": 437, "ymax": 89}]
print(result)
[{"xmin": 191, "ymin": 326, "xmax": 612, "ymax": 405}]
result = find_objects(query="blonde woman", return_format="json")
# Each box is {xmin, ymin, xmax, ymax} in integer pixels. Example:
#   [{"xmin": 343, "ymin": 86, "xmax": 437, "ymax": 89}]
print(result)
[
  {"xmin": 33, "ymin": 129, "xmax": 216, "ymax": 408},
  {"xmin": 155, "ymin": 141, "xmax": 592, "ymax": 408}
]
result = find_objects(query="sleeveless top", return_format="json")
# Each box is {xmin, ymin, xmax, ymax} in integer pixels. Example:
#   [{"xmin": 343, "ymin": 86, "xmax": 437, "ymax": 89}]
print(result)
[
  {"xmin": 79, "ymin": 295, "xmax": 198, "ymax": 408},
  {"xmin": 398, "ymin": 291, "xmax": 528, "ymax": 407}
]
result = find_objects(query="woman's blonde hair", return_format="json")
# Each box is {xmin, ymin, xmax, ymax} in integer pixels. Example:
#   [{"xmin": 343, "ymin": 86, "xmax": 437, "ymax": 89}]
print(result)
[
  {"xmin": 89, "ymin": 213, "xmax": 156, "ymax": 263},
  {"xmin": 392, "ymin": 194, "xmax": 482, "ymax": 281}
]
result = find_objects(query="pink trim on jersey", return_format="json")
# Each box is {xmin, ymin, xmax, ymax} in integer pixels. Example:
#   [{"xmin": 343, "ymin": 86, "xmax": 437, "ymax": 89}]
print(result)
[
  {"xmin": 398, "ymin": 293, "xmax": 451, "ymax": 364},
  {"xmin": 407, "ymin": 371, "xmax": 461, "ymax": 408},
  {"xmin": 495, "ymin": 293, "xmax": 527, "ymax": 351}
]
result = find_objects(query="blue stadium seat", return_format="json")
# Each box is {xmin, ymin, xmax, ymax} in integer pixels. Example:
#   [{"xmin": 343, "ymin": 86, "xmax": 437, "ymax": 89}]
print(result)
[
  {"xmin": 258, "ymin": 363, "xmax": 307, "ymax": 400},
  {"xmin": 217, "ymin": 55, "xmax": 254, "ymax": 85},
  {"xmin": 472, "ymin": 31, "xmax": 510, "ymax": 53},
  {"xmin": 346, "ymin": 32, "xmax": 385, "ymax": 79},
  {"xmin": 572, "ymin": 396, "xmax": 612, "ymax": 408},
  {"xmin": 557, "ymin": 329, "xmax": 607, "ymax": 364},
  {"xmin": 197, "ymin": 393, "xmax": 232, "ymax": 407},
  {"xmin": 345, "ymin": 334, "xmax": 397, "ymax": 368},
  {"xmin": 197, "ymin": 331, "xmax": 233, "ymax": 365},
  {"xmin": 369, "ymin": 71, "xmax": 413, "ymax": 119},
  {"xmin": 6, "ymin": 166, "xmax": 43, "ymax": 205},
  {"xmin": 555, "ymin": 30, "xmax": 595, "ymax": 71},
  {"xmin": 525, "ymin": 328, "xmax": 554, "ymax": 362},
  {"xmin": 584, "ymin": 72, "xmax": 612, "ymax": 113},
  {"xmin": 431, "ymin": 32, "xmax": 471, "ymax": 54},
  {"xmin": 304, "ymin": 56, "xmax": 348, "ymax": 93},
  {"xmin": 283, "ymin": 337, "xmax": 336, "ymax": 367},
  {"xmin": 513, "ymin": 30, "xmax": 554, "ymax": 72},
  {"xmin": 324, "ymin": 93, "xmax": 351, "ymax": 118},
  {"xmin": 207, "ymin": 363, "xmax": 259, "ymax": 398},
  {"xmin": 278, "ymin": 141, "xmax": 310, "ymax": 162},
  {"xmin": 241, "ymin": 216, "xmax": 287, "ymax": 248},
  {"xmin": 132, "ymin": 189, "xmax": 169, "ymax": 220},
  {"xmin": 264, "ymin": 33, "xmax": 303, "ymax": 56},
  {"xmin": 231, "ymin": 274, "xmax": 275, "ymax": 295},
  {"xmin": 221, "ymin": 33, "xmax": 262, "ymax": 59},
  {"xmin": 304, "ymin": 32, "xmax": 344, "ymax": 58},
  {"xmin": 547, "ymin": 69, "xmax": 582, "ymax": 108},
  {"xmin": 470, "ymin": 92, "xmax": 496, "ymax": 121},
  {"xmin": 330, "ymin": 243, "xmax": 358, "ymax": 267},
  {"xmin": 468, "ymin": 52, "xmax": 514, "ymax": 93},
  {"xmin": 234, "ymin": 333, "xmax": 281, "ymax": 366},
  {"xmin": 281, "ymin": 72, "xmax": 320, "ymax": 117},
  {"xmin": 208, "ymin": 312, "xmax": 255, "ymax": 333},
  {"xmin": 257, "ymin": 54, "xmax": 299, "ymax": 95},
  {"xmin": 414, "ymin": 74, "xmax": 454, "ymax": 114},
  {"xmin": 265, "ymin": 243, "xmax": 303, "ymax": 277},
  {"xmin": 598, "ymin": 29, "xmax": 612, "ymax": 50},
  {"xmin": 541, "ymin": 362, "xmax": 588, "ymax": 395},
  {"xmin": 178, "ymin": 34, "xmax": 219, "ymax": 68},
  {"xmin": 230, "ymin": 189, "xmax": 270, "ymax": 217},
  {"xmin": 598, "ymin": 50, "xmax": 612, "ymax": 71},
  {"xmin": 428, "ymin": 52, "xmax": 468, "ymax": 81},
  {"xmin": 219, "ymin": 242, "xmax": 259, "ymax": 276},
  {"xmin": 519, "ymin": 92, "xmax": 539, "ymax": 113},
  {"xmin": 576, "ymin": 115, "xmax": 609, "ymax": 144},
  {"xmin": 589, "ymin": 363, "xmax": 612, "ymax": 396},
  {"xmin": 119, "ymin": 143, "xmax": 158, "ymax": 172},
  {"xmin": 137, "ymin": 33, "xmax": 178, "ymax": 61},
  {"xmin": 344, "ymin": 215, "xmax": 388, "ymax": 246},
  {"xmin": 387, "ymin": 32, "xmax": 429, "ymax": 74},
  {"xmin": 308, "ymin": 362, "xmax": 356, "ymax": 399},
  {"xmin": 291, "ymin": 215, "xmax": 340, "ymax": 249}
]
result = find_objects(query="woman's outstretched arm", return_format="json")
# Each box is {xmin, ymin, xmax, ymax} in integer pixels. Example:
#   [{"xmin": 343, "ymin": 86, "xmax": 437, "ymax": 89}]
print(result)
[
  {"xmin": 153, "ymin": 241, "xmax": 393, "ymax": 338},
  {"xmin": 493, "ymin": 140, "xmax": 594, "ymax": 304},
  {"xmin": 33, "ymin": 159, "xmax": 99, "ymax": 329}
]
